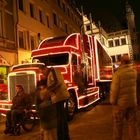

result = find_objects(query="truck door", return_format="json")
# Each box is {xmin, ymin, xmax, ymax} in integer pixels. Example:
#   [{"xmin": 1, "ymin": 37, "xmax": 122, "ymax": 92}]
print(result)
[
  {"xmin": 72, "ymin": 54, "xmax": 87, "ymax": 93},
  {"xmin": 71, "ymin": 53, "xmax": 78, "ymax": 81}
]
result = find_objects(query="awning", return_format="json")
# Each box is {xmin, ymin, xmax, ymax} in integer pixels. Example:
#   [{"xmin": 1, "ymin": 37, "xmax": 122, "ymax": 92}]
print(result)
[{"xmin": 0, "ymin": 55, "xmax": 10, "ymax": 66}]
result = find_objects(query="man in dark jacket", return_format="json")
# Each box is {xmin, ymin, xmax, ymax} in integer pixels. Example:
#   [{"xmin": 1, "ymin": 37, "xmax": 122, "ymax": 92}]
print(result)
[
  {"xmin": 4, "ymin": 84, "xmax": 32, "ymax": 135},
  {"xmin": 73, "ymin": 63, "xmax": 86, "ymax": 94}
]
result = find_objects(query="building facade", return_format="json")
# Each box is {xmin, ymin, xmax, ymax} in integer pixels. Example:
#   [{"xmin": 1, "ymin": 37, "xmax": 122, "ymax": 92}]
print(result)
[
  {"xmin": 17, "ymin": 0, "xmax": 82, "ymax": 63},
  {"xmin": 0, "ymin": 0, "xmax": 17, "ymax": 84},
  {"xmin": 83, "ymin": 2, "xmax": 140, "ymax": 64},
  {"xmin": 0, "ymin": 0, "xmax": 82, "ymax": 83},
  {"xmin": 83, "ymin": 15, "xmax": 132, "ymax": 64}
]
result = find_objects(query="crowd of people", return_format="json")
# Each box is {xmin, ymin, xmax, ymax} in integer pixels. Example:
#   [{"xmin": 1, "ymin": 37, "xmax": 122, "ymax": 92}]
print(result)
[
  {"xmin": 3, "ymin": 54, "xmax": 139, "ymax": 140},
  {"xmin": 4, "ymin": 66, "xmax": 70, "ymax": 140}
]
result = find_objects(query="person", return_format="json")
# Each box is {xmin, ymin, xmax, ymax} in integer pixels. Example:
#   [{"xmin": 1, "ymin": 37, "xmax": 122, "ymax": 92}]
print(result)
[
  {"xmin": 110, "ymin": 54, "xmax": 138, "ymax": 140},
  {"xmin": 38, "ymin": 66, "xmax": 70, "ymax": 140},
  {"xmin": 4, "ymin": 84, "xmax": 32, "ymax": 135},
  {"xmin": 36, "ymin": 79, "xmax": 58, "ymax": 140},
  {"xmin": 73, "ymin": 63, "xmax": 86, "ymax": 93}
]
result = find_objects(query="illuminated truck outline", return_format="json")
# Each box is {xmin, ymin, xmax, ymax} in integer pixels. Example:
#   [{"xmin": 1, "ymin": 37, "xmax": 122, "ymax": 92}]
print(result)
[{"xmin": 0, "ymin": 33, "xmax": 113, "ymax": 119}]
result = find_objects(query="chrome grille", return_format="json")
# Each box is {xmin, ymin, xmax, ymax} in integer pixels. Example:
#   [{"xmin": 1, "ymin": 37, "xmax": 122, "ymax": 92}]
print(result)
[{"xmin": 8, "ymin": 72, "xmax": 36, "ymax": 100}]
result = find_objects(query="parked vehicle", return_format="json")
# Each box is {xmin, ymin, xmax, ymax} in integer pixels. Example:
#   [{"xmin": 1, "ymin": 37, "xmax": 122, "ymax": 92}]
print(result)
[{"xmin": 0, "ymin": 33, "xmax": 113, "ymax": 119}]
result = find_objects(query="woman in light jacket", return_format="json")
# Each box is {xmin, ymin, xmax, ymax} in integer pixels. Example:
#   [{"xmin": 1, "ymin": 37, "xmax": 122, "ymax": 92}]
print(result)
[
  {"xmin": 110, "ymin": 54, "xmax": 137, "ymax": 140},
  {"xmin": 38, "ymin": 66, "xmax": 70, "ymax": 140}
]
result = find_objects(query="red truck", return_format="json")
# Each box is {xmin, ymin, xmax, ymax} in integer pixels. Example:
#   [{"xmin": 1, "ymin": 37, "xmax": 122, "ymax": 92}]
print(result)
[{"xmin": 0, "ymin": 33, "xmax": 113, "ymax": 119}]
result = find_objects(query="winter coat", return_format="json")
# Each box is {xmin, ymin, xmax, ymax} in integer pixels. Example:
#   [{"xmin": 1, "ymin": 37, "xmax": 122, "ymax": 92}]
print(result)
[
  {"xmin": 47, "ymin": 67, "xmax": 70, "ymax": 104},
  {"xmin": 110, "ymin": 64, "xmax": 137, "ymax": 108},
  {"xmin": 11, "ymin": 91, "xmax": 32, "ymax": 111},
  {"xmin": 36, "ymin": 87, "xmax": 57, "ymax": 130}
]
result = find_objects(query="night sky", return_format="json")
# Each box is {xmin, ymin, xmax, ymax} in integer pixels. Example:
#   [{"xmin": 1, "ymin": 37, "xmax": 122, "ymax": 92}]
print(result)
[{"xmin": 75, "ymin": 0, "xmax": 139, "ymax": 34}]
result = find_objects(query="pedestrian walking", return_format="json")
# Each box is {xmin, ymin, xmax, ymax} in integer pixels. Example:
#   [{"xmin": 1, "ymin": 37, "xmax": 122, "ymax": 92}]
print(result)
[{"xmin": 110, "ymin": 54, "xmax": 138, "ymax": 140}]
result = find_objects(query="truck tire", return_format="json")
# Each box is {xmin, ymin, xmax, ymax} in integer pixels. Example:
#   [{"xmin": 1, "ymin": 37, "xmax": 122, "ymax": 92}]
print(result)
[{"xmin": 66, "ymin": 93, "xmax": 76, "ymax": 121}]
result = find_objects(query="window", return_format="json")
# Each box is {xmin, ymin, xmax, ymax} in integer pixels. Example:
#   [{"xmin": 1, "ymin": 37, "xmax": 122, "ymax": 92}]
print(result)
[
  {"xmin": 108, "ymin": 40, "xmax": 113, "ymax": 47},
  {"xmin": 5, "ymin": 12, "xmax": 14, "ymax": 41},
  {"xmin": 29, "ymin": 3, "xmax": 34, "ymax": 18},
  {"xmin": 46, "ymin": 15, "xmax": 50, "ymax": 28},
  {"xmin": 67, "ymin": 8, "xmax": 70, "ymax": 16},
  {"xmin": 62, "ymin": 3, "xmax": 65, "ymax": 12},
  {"xmin": 59, "ymin": 18, "xmax": 63, "ymax": 29},
  {"xmin": 0, "ymin": 11, "xmax": 2, "ymax": 37},
  {"xmin": 111, "ymin": 56, "xmax": 115, "ymax": 63},
  {"xmin": 18, "ymin": 31, "xmax": 25, "ymax": 49},
  {"xmin": 5, "ymin": 0, "xmax": 13, "ymax": 12},
  {"xmin": 69, "ymin": 27, "xmax": 72, "ymax": 34},
  {"xmin": 115, "ymin": 39, "xmax": 120, "ymax": 46},
  {"xmin": 39, "ymin": 9, "xmax": 43, "ymax": 23},
  {"xmin": 86, "ymin": 24, "xmax": 90, "ymax": 31},
  {"xmin": 72, "ymin": 54, "xmax": 77, "ymax": 65},
  {"xmin": 35, "ymin": 53, "xmax": 69, "ymax": 66},
  {"xmin": 64, "ymin": 23, "xmax": 68, "ymax": 33},
  {"xmin": 18, "ymin": 0, "xmax": 24, "ymax": 11},
  {"xmin": 57, "ymin": 16, "xmax": 62, "ymax": 28},
  {"xmin": 101, "ymin": 37, "xmax": 105, "ymax": 45},
  {"xmin": 30, "ymin": 36, "xmax": 35, "ymax": 50},
  {"xmin": 71, "ymin": 13, "xmax": 74, "ymax": 20},
  {"xmin": 121, "ymin": 38, "xmax": 126, "ymax": 45},
  {"xmin": 53, "ymin": 13, "xmax": 57, "ymax": 26},
  {"xmin": 55, "ymin": 0, "xmax": 61, "ymax": 7}
]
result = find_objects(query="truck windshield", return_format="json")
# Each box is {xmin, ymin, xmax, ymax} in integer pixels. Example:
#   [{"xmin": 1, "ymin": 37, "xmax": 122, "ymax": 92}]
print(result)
[{"xmin": 33, "ymin": 53, "xmax": 69, "ymax": 66}]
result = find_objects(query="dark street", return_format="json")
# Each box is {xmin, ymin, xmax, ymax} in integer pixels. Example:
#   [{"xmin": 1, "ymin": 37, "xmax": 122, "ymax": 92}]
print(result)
[{"xmin": 0, "ymin": 99, "xmax": 140, "ymax": 140}]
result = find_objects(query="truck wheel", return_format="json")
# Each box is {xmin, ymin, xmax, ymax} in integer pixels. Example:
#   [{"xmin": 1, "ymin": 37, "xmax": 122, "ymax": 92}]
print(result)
[
  {"xmin": 66, "ymin": 94, "xmax": 76, "ymax": 121},
  {"xmin": 99, "ymin": 83, "xmax": 106, "ymax": 100},
  {"xmin": 99, "ymin": 91, "xmax": 105, "ymax": 99}
]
